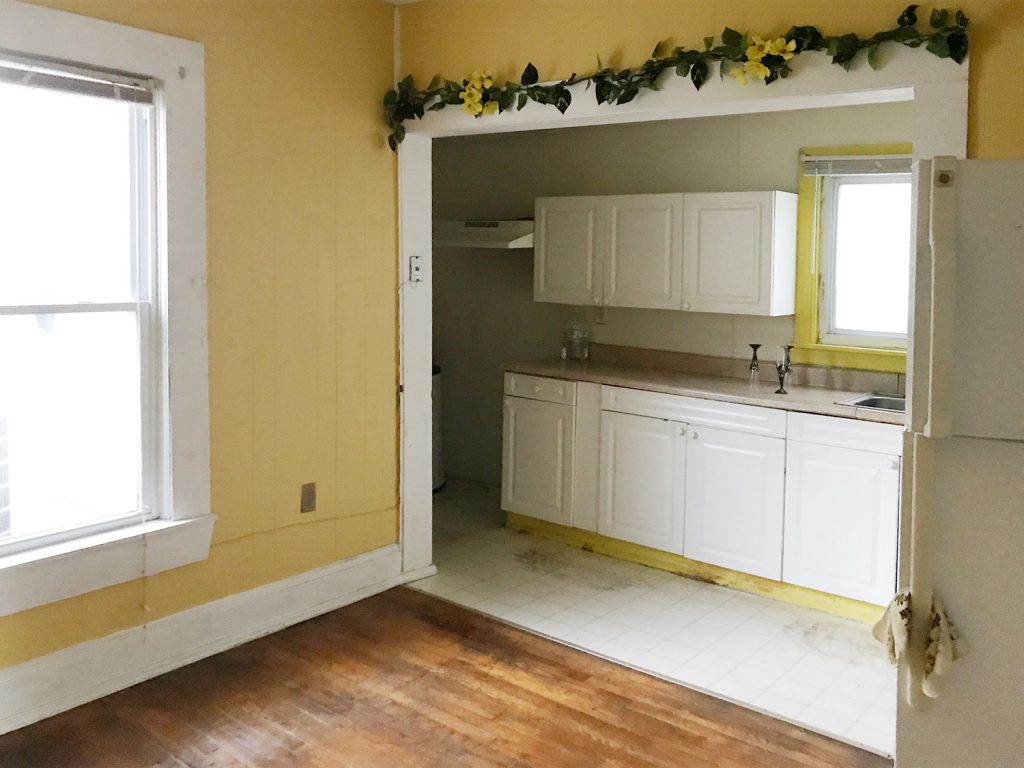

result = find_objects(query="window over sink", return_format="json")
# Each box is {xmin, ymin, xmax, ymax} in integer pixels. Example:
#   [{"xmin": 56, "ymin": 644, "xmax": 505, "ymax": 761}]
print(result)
[
  {"xmin": 791, "ymin": 144, "xmax": 913, "ymax": 373},
  {"xmin": 819, "ymin": 171, "xmax": 912, "ymax": 347}
]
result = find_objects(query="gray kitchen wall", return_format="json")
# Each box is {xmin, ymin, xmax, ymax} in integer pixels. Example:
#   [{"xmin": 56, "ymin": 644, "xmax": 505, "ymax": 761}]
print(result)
[{"xmin": 433, "ymin": 101, "xmax": 914, "ymax": 485}]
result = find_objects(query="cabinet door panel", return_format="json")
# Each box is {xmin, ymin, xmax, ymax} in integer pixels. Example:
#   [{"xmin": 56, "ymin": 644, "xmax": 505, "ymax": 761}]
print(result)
[
  {"xmin": 534, "ymin": 197, "xmax": 602, "ymax": 305},
  {"xmin": 683, "ymin": 426, "xmax": 785, "ymax": 578},
  {"xmin": 605, "ymin": 194, "xmax": 684, "ymax": 309},
  {"xmin": 683, "ymin": 192, "xmax": 773, "ymax": 315},
  {"xmin": 501, "ymin": 397, "xmax": 574, "ymax": 525},
  {"xmin": 783, "ymin": 441, "xmax": 900, "ymax": 604},
  {"xmin": 598, "ymin": 411, "xmax": 685, "ymax": 553}
]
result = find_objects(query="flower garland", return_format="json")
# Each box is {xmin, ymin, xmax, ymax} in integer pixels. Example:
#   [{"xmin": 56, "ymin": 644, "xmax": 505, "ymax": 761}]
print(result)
[{"xmin": 384, "ymin": 4, "xmax": 969, "ymax": 150}]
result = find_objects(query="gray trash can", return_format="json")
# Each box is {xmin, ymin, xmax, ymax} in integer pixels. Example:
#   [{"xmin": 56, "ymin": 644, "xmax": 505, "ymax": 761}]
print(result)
[
  {"xmin": 0, "ymin": 417, "xmax": 9, "ymax": 537},
  {"xmin": 432, "ymin": 365, "xmax": 444, "ymax": 491}
]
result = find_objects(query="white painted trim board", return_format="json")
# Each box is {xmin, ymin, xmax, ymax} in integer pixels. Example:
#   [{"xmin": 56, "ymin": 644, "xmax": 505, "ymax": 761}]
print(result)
[{"xmin": 0, "ymin": 544, "xmax": 436, "ymax": 736}]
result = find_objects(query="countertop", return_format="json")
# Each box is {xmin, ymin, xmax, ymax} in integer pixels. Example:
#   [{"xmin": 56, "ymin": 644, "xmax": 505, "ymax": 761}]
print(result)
[{"xmin": 506, "ymin": 359, "xmax": 906, "ymax": 427}]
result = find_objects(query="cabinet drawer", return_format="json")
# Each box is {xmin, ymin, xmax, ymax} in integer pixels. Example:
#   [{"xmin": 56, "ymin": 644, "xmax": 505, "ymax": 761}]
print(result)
[
  {"xmin": 504, "ymin": 373, "xmax": 576, "ymax": 406},
  {"xmin": 601, "ymin": 386, "xmax": 785, "ymax": 438},
  {"xmin": 787, "ymin": 412, "xmax": 903, "ymax": 454}
]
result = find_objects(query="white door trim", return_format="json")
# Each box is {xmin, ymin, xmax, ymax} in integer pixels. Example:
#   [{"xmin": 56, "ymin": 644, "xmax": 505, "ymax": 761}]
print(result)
[{"xmin": 396, "ymin": 49, "xmax": 969, "ymax": 583}]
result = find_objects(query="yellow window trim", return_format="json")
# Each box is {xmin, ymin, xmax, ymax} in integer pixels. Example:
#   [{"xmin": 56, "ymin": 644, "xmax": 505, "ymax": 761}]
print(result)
[{"xmin": 792, "ymin": 143, "xmax": 913, "ymax": 375}]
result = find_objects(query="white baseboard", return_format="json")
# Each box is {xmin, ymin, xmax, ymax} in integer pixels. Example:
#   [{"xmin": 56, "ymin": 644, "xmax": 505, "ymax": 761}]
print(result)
[{"xmin": 0, "ymin": 544, "xmax": 437, "ymax": 736}]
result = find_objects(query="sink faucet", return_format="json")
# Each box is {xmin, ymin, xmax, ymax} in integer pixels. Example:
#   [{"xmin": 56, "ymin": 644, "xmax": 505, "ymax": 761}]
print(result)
[
  {"xmin": 775, "ymin": 344, "xmax": 794, "ymax": 395},
  {"xmin": 748, "ymin": 343, "xmax": 761, "ymax": 373}
]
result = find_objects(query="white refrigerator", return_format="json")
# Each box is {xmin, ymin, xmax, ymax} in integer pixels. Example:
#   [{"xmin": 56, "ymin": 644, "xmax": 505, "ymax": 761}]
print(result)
[{"xmin": 898, "ymin": 158, "xmax": 1024, "ymax": 766}]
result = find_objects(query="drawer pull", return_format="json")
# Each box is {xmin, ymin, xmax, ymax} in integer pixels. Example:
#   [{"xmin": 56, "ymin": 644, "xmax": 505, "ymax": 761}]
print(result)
[{"xmin": 690, "ymin": 430, "xmax": 699, "ymax": 440}]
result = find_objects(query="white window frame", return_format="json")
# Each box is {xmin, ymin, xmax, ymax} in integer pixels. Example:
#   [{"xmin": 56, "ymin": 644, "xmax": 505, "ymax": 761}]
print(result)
[
  {"xmin": 819, "ymin": 172, "xmax": 912, "ymax": 350},
  {"xmin": 0, "ymin": 0, "xmax": 213, "ymax": 617}
]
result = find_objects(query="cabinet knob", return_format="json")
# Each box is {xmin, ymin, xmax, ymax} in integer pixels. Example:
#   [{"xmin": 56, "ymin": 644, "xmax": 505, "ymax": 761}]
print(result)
[
  {"xmin": 682, "ymin": 302, "xmax": 691, "ymax": 310},
  {"xmin": 891, "ymin": 460, "xmax": 900, "ymax": 471},
  {"xmin": 557, "ymin": 388, "xmax": 564, "ymax": 397},
  {"xmin": 592, "ymin": 297, "xmax": 600, "ymax": 305},
  {"xmin": 690, "ymin": 430, "xmax": 699, "ymax": 439},
  {"xmin": 602, "ymin": 298, "xmax": 610, "ymax": 306},
  {"xmin": 533, "ymin": 385, "xmax": 541, "ymax": 394}
]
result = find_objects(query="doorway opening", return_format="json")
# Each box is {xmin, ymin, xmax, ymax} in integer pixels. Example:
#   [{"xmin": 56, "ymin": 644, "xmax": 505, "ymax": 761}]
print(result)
[{"xmin": 396, "ymin": 55, "xmax": 968, "ymax": 763}]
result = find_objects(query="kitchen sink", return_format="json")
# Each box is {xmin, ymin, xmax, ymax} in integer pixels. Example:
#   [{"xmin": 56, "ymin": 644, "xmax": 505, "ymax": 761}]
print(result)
[{"xmin": 836, "ymin": 392, "xmax": 906, "ymax": 413}]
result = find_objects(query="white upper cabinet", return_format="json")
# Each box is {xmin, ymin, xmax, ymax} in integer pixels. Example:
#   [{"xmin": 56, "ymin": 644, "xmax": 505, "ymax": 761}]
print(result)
[
  {"xmin": 533, "ymin": 196, "xmax": 603, "ymax": 305},
  {"xmin": 683, "ymin": 426, "xmax": 786, "ymax": 579},
  {"xmin": 604, "ymin": 194, "xmax": 684, "ymax": 310},
  {"xmin": 535, "ymin": 194, "xmax": 683, "ymax": 310},
  {"xmin": 598, "ymin": 410, "xmax": 686, "ymax": 553},
  {"xmin": 536, "ymin": 191, "xmax": 795, "ymax": 315},
  {"xmin": 532, "ymin": 196, "xmax": 602, "ymax": 305},
  {"xmin": 682, "ymin": 191, "xmax": 797, "ymax": 315}
]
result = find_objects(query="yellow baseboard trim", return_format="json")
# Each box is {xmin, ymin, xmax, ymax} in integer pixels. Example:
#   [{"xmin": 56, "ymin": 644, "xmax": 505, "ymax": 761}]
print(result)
[{"xmin": 506, "ymin": 513, "xmax": 883, "ymax": 624}]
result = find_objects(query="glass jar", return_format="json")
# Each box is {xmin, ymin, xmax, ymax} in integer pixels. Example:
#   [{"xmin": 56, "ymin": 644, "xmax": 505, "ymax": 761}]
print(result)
[{"xmin": 560, "ymin": 314, "xmax": 590, "ymax": 361}]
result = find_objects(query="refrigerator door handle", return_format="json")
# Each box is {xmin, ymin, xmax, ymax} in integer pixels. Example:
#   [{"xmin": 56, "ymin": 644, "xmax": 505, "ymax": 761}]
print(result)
[{"xmin": 924, "ymin": 156, "xmax": 958, "ymax": 439}]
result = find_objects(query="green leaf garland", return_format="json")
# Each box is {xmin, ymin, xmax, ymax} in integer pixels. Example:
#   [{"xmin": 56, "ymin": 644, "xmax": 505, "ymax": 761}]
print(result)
[{"xmin": 383, "ymin": 4, "xmax": 969, "ymax": 151}]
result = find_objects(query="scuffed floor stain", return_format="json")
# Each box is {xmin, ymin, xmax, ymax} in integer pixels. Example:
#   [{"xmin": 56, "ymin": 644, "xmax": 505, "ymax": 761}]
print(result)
[
  {"xmin": 513, "ymin": 547, "xmax": 562, "ymax": 573},
  {"xmin": 784, "ymin": 619, "xmax": 877, "ymax": 663},
  {"xmin": 512, "ymin": 545, "xmax": 649, "ymax": 592}
]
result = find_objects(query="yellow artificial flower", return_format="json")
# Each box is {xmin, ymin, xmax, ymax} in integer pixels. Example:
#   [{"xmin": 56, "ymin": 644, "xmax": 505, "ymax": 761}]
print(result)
[
  {"xmin": 728, "ymin": 65, "xmax": 748, "ymax": 85},
  {"xmin": 769, "ymin": 37, "xmax": 797, "ymax": 60},
  {"xmin": 468, "ymin": 69, "xmax": 494, "ymax": 89},
  {"xmin": 460, "ymin": 68, "xmax": 498, "ymax": 117},
  {"xmin": 746, "ymin": 35, "xmax": 770, "ymax": 62},
  {"xmin": 743, "ymin": 60, "xmax": 772, "ymax": 80}
]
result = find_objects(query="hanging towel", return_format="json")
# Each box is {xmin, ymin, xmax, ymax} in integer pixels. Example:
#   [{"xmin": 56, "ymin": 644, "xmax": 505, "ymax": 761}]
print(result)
[
  {"xmin": 922, "ymin": 595, "xmax": 968, "ymax": 698},
  {"xmin": 872, "ymin": 590, "xmax": 912, "ymax": 666}
]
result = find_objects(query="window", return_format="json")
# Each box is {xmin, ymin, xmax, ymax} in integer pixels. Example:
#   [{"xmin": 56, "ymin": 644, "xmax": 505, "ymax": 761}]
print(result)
[
  {"xmin": 791, "ymin": 146, "xmax": 913, "ymax": 373},
  {"xmin": 0, "ymin": 60, "xmax": 157, "ymax": 554},
  {"xmin": 0, "ymin": 0, "xmax": 212, "ymax": 617},
  {"xmin": 819, "ymin": 173, "xmax": 912, "ymax": 348}
]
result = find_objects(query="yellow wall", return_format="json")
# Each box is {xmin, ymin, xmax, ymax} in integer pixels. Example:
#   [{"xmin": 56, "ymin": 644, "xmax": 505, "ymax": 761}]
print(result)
[
  {"xmin": 0, "ymin": 0, "xmax": 399, "ymax": 669},
  {"xmin": 398, "ymin": 0, "xmax": 1024, "ymax": 160}
]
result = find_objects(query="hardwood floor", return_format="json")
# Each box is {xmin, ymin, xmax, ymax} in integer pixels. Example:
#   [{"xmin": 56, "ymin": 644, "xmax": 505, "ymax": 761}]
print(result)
[{"xmin": 0, "ymin": 587, "xmax": 890, "ymax": 768}]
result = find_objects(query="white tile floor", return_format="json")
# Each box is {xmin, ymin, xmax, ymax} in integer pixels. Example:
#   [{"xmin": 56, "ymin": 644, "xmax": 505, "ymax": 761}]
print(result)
[{"xmin": 411, "ymin": 480, "xmax": 897, "ymax": 757}]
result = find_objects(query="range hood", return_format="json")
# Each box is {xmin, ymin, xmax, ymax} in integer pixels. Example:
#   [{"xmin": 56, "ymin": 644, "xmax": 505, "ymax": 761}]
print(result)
[{"xmin": 434, "ymin": 220, "xmax": 534, "ymax": 249}]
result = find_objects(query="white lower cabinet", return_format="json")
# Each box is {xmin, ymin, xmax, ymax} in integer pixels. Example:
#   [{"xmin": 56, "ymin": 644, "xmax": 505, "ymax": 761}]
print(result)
[
  {"xmin": 598, "ymin": 410, "xmax": 686, "ymax": 553},
  {"xmin": 502, "ymin": 375, "xmax": 902, "ymax": 604},
  {"xmin": 501, "ymin": 395, "xmax": 575, "ymax": 526},
  {"xmin": 683, "ymin": 426, "xmax": 786, "ymax": 579},
  {"xmin": 783, "ymin": 440, "xmax": 900, "ymax": 604}
]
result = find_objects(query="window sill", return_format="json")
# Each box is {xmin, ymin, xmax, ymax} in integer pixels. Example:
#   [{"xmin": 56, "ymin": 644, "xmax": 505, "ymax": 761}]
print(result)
[
  {"xmin": 791, "ymin": 343, "xmax": 906, "ymax": 374},
  {"xmin": 0, "ymin": 515, "xmax": 216, "ymax": 618}
]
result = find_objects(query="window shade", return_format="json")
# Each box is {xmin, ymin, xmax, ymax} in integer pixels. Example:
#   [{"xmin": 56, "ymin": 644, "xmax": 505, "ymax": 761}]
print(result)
[
  {"xmin": 0, "ymin": 52, "xmax": 154, "ymax": 104},
  {"xmin": 801, "ymin": 155, "xmax": 912, "ymax": 177}
]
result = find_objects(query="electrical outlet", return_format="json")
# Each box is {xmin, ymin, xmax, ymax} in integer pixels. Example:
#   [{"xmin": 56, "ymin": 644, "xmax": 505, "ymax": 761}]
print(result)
[{"xmin": 300, "ymin": 482, "xmax": 316, "ymax": 513}]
